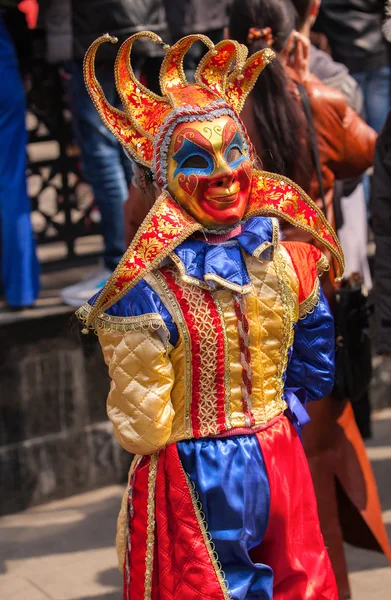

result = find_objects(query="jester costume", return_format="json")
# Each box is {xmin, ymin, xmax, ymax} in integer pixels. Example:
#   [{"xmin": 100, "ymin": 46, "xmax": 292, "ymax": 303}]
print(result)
[{"xmin": 78, "ymin": 32, "xmax": 346, "ymax": 599}]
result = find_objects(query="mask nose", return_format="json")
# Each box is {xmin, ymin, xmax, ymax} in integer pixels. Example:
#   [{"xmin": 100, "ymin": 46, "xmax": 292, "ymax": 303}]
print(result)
[{"xmin": 209, "ymin": 163, "xmax": 237, "ymax": 190}]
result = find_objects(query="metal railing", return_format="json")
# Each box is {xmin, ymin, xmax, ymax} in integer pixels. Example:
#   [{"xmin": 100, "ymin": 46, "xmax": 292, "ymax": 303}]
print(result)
[{"xmin": 27, "ymin": 59, "xmax": 100, "ymax": 260}]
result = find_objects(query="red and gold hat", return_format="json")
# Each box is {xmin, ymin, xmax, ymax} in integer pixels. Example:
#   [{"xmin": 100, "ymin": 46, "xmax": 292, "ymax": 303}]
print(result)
[{"xmin": 84, "ymin": 32, "xmax": 274, "ymax": 186}]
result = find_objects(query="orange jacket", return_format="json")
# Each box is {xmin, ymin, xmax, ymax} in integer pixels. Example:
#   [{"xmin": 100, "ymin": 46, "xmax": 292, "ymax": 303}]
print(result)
[{"xmin": 242, "ymin": 68, "xmax": 376, "ymax": 230}]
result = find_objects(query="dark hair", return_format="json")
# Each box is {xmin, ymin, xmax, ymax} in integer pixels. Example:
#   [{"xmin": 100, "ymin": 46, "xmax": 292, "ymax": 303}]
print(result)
[
  {"xmin": 135, "ymin": 163, "xmax": 156, "ymax": 201},
  {"xmin": 290, "ymin": 0, "xmax": 313, "ymax": 30},
  {"xmin": 229, "ymin": 0, "xmax": 311, "ymax": 188}
]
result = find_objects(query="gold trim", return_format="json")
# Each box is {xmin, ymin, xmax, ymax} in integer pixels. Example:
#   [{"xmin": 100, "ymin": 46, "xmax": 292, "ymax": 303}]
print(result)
[
  {"xmin": 184, "ymin": 472, "xmax": 231, "ymax": 600},
  {"xmin": 160, "ymin": 34, "xmax": 215, "ymax": 97},
  {"xmin": 86, "ymin": 193, "xmax": 201, "ymax": 326},
  {"xmin": 170, "ymin": 251, "xmax": 253, "ymax": 294},
  {"xmin": 252, "ymin": 241, "xmax": 272, "ymax": 260},
  {"xmin": 227, "ymin": 48, "xmax": 275, "ymax": 114},
  {"xmin": 153, "ymin": 270, "xmax": 193, "ymax": 438},
  {"xmin": 144, "ymin": 453, "xmax": 158, "ymax": 600},
  {"xmin": 114, "ymin": 33, "xmax": 170, "ymax": 142},
  {"xmin": 271, "ymin": 216, "xmax": 280, "ymax": 247},
  {"xmin": 273, "ymin": 245, "xmax": 297, "ymax": 406},
  {"xmin": 195, "ymin": 39, "xmax": 245, "ymax": 96},
  {"xmin": 83, "ymin": 35, "xmax": 153, "ymax": 168},
  {"xmin": 316, "ymin": 254, "xmax": 330, "ymax": 275},
  {"xmin": 252, "ymin": 217, "xmax": 280, "ymax": 260},
  {"xmin": 204, "ymin": 273, "xmax": 252, "ymax": 294},
  {"xmin": 114, "ymin": 31, "xmax": 169, "ymax": 111},
  {"xmin": 123, "ymin": 455, "xmax": 142, "ymax": 579},
  {"xmin": 211, "ymin": 292, "xmax": 232, "ymax": 429},
  {"xmin": 299, "ymin": 278, "xmax": 321, "ymax": 320},
  {"xmin": 77, "ymin": 303, "xmax": 170, "ymax": 340},
  {"xmin": 170, "ymin": 252, "xmax": 210, "ymax": 289},
  {"xmin": 245, "ymin": 170, "xmax": 345, "ymax": 280}
]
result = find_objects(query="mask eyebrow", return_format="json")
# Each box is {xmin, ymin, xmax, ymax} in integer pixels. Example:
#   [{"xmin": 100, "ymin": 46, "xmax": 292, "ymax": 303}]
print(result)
[
  {"xmin": 173, "ymin": 127, "xmax": 214, "ymax": 154},
  {"xmin": 221, "ymin": 120, "xmax": 244, "ymax": 153},
  {"xmin": 225, "ymin": 130, "xmax": 245, "ymax": 154}
]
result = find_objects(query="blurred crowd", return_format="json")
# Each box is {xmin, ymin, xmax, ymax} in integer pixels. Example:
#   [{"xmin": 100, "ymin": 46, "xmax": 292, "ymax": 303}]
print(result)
[{"xmin": 1, "ymin": 1, "xmax": 391, "ymax": 599}]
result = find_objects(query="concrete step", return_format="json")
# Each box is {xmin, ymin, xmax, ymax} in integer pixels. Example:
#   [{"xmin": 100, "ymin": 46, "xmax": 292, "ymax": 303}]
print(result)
[{"xmin": 0, "ymin": 251, "xmax": 129, "ymax": 515}]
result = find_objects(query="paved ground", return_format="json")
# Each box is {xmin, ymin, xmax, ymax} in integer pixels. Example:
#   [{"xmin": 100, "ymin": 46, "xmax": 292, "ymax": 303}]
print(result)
[{"xmin": 1, "ymin": 410, "xmax": 391, "ymax": 600}]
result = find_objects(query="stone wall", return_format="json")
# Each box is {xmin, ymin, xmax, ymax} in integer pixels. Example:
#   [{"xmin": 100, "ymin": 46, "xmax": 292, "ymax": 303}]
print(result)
[{"xmin": 0, "ymin": 313, "xmax": 130, "ymax": 515}]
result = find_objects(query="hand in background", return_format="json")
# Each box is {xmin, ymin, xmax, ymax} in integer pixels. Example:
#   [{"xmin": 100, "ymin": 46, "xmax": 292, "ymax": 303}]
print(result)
[
  {"xmin": 289, "ymin": 32, "xmax": 310, "ymax": 84},
  {"xmin": 18, "ymin": 0, "xmax": 38, "ymax": 29}
]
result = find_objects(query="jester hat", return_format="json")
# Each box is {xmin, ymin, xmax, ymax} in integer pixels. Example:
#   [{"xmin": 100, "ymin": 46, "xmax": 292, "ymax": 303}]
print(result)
[{"xmin": 83, "ymin": 31, "xmax": 344, "ymax": 325}]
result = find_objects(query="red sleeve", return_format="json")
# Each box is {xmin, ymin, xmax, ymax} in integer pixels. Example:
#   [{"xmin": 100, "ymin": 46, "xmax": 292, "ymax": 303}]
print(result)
[{"xmin": 281, "ymin": 241, "xmax": 329, "ymax": 305}]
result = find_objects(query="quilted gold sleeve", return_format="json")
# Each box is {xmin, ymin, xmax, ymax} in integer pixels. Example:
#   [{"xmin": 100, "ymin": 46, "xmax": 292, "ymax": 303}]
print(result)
[{"xmin": 98, "ymin": 327, "xmax": 175, "ymax": 455}]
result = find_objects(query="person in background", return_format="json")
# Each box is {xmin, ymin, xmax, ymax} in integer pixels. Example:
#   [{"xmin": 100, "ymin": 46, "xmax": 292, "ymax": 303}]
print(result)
[
  {"xmin": 163, "ymin": 0, "xmax": 231, "ymax": 78},
  {"xmin": 0, "ymin": 1, "xmax": 40, "ymax": 308},
  {"xmin": 38, "ymin": 0, "xmax": 167, "ymax": 306},
  {"xmin": 294, "ymin": 1, "xmax": 391, "ymax": 596},
  {"xmin": 294, "ymin": 0, "xmax": 363, "ymax": 110},
  {"xmin": 230, "ymin": 0, "xmax": 375, "ymax": 233},
  {"xmin": 314, "ymin": 0, "xmax": 390, "ymax": 134},
  {"xmin": 372, "ymin": 110, "xmax": 391, "ymax": 400},
  {"xmin": 229, "ymin": 1, "xmax": 390, "ymax": 598},
  {"xmin": 294, "ymin": 0, "xmax": 374, "ymax": 447}
]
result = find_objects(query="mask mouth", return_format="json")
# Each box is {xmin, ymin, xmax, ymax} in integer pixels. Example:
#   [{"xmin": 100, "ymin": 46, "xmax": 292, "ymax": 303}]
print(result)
[
  {"xmin": 205, "ymin": 193, "xmax": 239, "ymax": 208},
  {"xmin": 205, "ymin": 181, "xmax": 240, "ymax": 204}
]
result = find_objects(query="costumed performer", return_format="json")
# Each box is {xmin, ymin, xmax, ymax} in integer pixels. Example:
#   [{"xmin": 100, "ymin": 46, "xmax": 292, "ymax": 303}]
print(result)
[{"xmin": 77, "ymin": 31, "xmax": 344, "ymax": 600}]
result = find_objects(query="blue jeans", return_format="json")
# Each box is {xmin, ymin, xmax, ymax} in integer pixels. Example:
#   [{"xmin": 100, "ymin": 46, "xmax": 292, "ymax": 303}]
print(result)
[
  {"xmin": 352, "ymin": 66, "xmax": 391, "ymax": 133},
  {"xmin": 66, "ymin": 62, "xmax": 133, "ymax": 270},
  {"xmin": 0, "ymin": 17, "xmax": 40, "ymax": 306}
]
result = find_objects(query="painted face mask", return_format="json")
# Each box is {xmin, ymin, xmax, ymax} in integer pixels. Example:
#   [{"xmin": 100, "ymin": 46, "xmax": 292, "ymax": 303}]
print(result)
[{"xmin": 166, "ymin": 116, "xmax": 253, "ymax": 229}]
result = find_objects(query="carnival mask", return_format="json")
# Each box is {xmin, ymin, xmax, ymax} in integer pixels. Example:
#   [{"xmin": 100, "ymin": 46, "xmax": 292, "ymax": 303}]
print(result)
[
  {"xmin": 83, "ymin": 33, "xmax": 345, "ymax": 324},
  {"xmin": 166, "ymin": 116, "xmax": 253, "ymax": 229}
]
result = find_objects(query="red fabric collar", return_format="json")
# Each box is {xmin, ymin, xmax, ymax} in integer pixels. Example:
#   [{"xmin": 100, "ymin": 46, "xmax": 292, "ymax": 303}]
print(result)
[{"xmin": 193, "ymin": 224, "xmax": 243, "ymax": 245}]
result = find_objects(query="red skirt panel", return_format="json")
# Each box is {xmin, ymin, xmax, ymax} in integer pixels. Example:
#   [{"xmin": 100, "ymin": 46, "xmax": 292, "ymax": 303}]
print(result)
[
  {"xmin": 123, "ymin": 416, "xmax": 337, "ymax": 599},
  {"xmin": 253, "ymin": 416, "xmax": 337, "ymax": 599},
  {"xmin": 123, "ymin": 447, "xmax": 228, "ymax": 600}
]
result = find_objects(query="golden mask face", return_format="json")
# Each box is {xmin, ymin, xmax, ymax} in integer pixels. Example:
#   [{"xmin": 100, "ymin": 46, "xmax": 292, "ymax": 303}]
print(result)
[{"xmin": 166, "ymin": 116, "xmax": 253, "ymax": 229}]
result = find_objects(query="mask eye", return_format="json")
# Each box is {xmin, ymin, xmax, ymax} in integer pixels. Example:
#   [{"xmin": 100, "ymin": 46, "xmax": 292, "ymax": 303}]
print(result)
[
  {"xmin": 181, "ymin": 155, "xmax": 209, "ymax": 169},
  {"xmin": 226, "ymin": 146, "xmax": 242, "ymax": 164}
]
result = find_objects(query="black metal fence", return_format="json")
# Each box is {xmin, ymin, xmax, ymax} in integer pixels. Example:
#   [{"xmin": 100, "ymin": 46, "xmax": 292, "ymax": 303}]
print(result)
[{"xmin": 26, "ymin": 59, "xmax": 99, "ymax": 260}]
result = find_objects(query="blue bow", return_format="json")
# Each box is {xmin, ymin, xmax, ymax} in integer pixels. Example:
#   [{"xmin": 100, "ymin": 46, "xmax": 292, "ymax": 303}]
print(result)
[{"xmin": 284, "ymin": 388, "xmax": 310, "ymax": 439}]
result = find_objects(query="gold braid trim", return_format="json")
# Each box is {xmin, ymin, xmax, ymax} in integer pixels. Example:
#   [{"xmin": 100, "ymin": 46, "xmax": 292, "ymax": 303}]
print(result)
[
  {"xmin": 298, "ymin": 253, "xmax": 328, "ymax": 319},
  {"xmin": 273, "ymin": 245, "xmax": 297, "ymax": 404},
  {"xmin": 152, "ymin": 269, "xmax": 194, "ymax": 438},
  {"xmin": 299, "ymin": 279, "xmax": 321, "ymax": 320},
  {"xmin": 252, "ymin": 240, "xmax": 273, "ymax": 260},
  {"xmin": 211, "ymin": 291, "xmax": 232, "ymax": 429},
  {"xmin": 76, "ymin": 303, "xmax": 170, "ymax": 343},
  {"xmin": 252, "ymin": 217, "xmax": 280, "ymax": 260},
  {"xmin": 204, "ymin": 273, "xmax": 252, "ymax": 294},
  {"xmin": 170, "ymin": 252, "xmax": 210, "ymax": 289},
  {"xmin": 85, "ymin": 192, "xmax": 202, "ymax": 327},
  {"xmin": 122, "ymin": 455, "xmax": 142, "ymax": 579},
  {"xmin": 316, "ymin": 254, "xmax": 330, "ymax": 275},
  {"xmin": 184, "ymin": 472, "xmax": 231, "ymax": 599},
  {"xmin": 144, "ymin": 453, "xmax": 158, "ymax": 600}
]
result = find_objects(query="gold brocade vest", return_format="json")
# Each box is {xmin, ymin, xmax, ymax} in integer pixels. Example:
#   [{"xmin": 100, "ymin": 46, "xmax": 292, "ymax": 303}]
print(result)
[{"xmin": 145, "ymin": 243, "xmax": 300, "ymax": 442}]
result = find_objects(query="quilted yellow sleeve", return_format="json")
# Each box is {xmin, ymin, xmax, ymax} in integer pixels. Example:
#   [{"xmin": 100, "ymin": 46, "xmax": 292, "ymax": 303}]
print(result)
[{"xmin": 98, "ymin": 326, "xmax": 175, "ymax": 455}]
